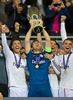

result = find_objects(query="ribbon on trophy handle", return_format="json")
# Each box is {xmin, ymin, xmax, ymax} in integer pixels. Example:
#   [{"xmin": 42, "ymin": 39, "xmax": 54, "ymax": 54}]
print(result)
[{"xmin": 28, "ymin": 6, "xmax": 43, "ymax": 33}]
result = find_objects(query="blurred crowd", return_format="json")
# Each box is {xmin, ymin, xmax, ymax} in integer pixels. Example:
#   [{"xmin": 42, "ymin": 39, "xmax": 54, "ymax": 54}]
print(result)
[{"xmin": 0, "ymin": 0, "xmax": 73, "ymax": 36}]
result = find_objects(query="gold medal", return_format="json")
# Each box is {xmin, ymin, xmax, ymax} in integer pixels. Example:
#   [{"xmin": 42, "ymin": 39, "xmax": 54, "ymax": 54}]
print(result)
[
  {"xmin": 16, "ymin": 68, "xmax": 19, "ymax": 72},
  {"xmin": 64, "ymin": 70, "xmax": 67, "ymax": 74},
  {"xmin": 35, "ymin": 64, "xmax": 39, "ymax": 68}
]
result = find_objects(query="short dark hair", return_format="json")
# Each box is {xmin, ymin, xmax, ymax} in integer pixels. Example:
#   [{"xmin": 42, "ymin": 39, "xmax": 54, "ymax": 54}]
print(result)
[
  {"xmin": 63, "ymin": 38, "xmax": 72, "ymax": 44},
  {"xmin": 51, "ymin": 39, "xmax": 56, "ymax": 43},
  {"xmin": 56, "ymin": 42, "xmax": 60, "ymax": 49}
]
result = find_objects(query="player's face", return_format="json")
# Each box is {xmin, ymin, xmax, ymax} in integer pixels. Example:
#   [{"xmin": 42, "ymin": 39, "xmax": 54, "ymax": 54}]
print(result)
[
  {"xmin": 32, "ymin": 41, "xmax": 42, "ymax": 52},
  {"xmin": 51, "ymin": 40, "xmax": 57, "ymax": 53},
  {"xmin": 55, "ymin": 45, "xmax": 60, "ymax": 54},
  {"xmin": 12, "ymin": 40, "xmax": 22, "ymax": 54},
  {"xmin": 63, "ymin": 40, "xmax": 72, "ymax": 53}
]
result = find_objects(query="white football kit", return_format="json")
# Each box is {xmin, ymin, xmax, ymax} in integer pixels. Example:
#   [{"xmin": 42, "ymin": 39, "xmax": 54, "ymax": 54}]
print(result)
[
  {"xmin": 52, "ymin": 53, "xmax": 73, "ymax": 97},
  {"xmin": 49, "ymin": 54, "xmax": 60, "ymax": 97},
  {"xmin": 2, "ymin": 33, "xmax": 28, "ymax": 97}
]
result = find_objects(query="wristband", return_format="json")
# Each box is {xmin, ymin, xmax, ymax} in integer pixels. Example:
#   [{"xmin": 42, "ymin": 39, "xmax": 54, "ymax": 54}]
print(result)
[{"xmin": 44, "ymin": 47, "xmax": 51, "ymax": 52}]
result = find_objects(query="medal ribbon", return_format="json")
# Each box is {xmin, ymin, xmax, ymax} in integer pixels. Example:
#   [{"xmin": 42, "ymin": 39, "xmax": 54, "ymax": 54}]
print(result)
[
  {"xmin": 63, "ymin": 52, "xmax": 72, "ymax": 70},
  {"xmin": 36, "ymin": 56, "xmax": 40, "ymax": 64},
  {"xmin": 53, "ymin": 54, "xmax": 55, "ymax": 58},
  {"xmin": 14, "ymin": 53, "xmax": 22, "ymax": 68}
]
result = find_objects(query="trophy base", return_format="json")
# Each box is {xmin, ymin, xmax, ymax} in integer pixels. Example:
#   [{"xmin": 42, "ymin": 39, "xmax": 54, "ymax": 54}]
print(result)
[{"xmin": 33, "ymin": 24, "xmax": 43, "ymax": 33}]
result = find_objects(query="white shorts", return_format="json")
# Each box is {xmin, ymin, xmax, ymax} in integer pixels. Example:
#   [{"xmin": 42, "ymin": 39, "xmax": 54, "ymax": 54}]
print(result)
[
  {"xmin": 59, "ymin": 87, "xmax": 73, "ymax": 97},
  {"xmin": 9, "ymin": 87, "xmax": 28, "ymax": 97}
]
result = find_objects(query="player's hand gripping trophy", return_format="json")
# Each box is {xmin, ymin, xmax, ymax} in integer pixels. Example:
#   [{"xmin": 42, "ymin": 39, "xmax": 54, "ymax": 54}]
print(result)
[{"xmin": 28, "ymin": 6, "xmax": 43, "ymax": 34}]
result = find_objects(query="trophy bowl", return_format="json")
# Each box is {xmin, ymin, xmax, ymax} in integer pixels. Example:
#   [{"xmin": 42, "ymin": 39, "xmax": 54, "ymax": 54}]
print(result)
[{"xmin": 28, "ymin": 6, "xmax": 43, "ymax": 33}]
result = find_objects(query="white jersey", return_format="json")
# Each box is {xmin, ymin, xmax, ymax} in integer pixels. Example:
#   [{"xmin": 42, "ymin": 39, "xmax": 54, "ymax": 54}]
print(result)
[
  {"xmin": 49, "ymin": 55, "xmax": 60, "ymax": 89},
  {"xmin": 51, "ymin": 54, "xmax": 61, "ymax": 75},
  {"xmin": 2, "ymin": 33, "xmax": 27, "ymax": 88},
  {"xmin": 50, "ymin": 54, "xmax": 61, "ymax": 88},
  {"xmin": 58, "ymin": 53, "xmax": 73, "ymax": 89},
  {"xmin": 49, "ymin": 55, "xmax": 60, "ymax": 97},
  {"xmin": 51, "ymin": 53, "xmax": 73, "ymax": 89}
]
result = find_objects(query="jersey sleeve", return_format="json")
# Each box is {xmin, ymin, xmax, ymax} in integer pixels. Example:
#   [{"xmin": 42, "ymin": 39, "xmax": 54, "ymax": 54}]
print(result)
[{"xmin": 1, "ymin": 33, "xmax": 12, "ymax": 58}]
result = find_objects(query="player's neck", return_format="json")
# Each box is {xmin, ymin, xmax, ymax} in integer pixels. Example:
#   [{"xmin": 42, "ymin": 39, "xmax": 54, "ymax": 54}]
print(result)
[
  {"xmin": 52, "ymin": 51, "xmax": 56, "ymax": 55},
  {"xmin": 63, "ymin": 51, "xmax": 71, "ymax": 55},
  {"xmin": 33, "ymin": 50, "xmax": 41, "ymax": 54},
  {"xmin": 14, "ymin": 52, "xmax": 21, "ymax": 56}
]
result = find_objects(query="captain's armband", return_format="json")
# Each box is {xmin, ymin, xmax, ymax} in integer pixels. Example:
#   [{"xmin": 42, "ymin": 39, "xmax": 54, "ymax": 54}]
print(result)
[{"xmin": 44, "ymin": 47, "xmax": 51, "ymax": 52}]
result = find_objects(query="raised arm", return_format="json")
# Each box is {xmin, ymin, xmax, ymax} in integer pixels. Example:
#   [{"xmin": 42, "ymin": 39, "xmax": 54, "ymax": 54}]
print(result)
[
  {"xmin": 44, "ymin": 54, "xmax": 60, "ymax": 75},
  {"xmin": 42, "ymin": 28, "xmax": 51, "ymax": 48},
  {"xmin": 61, "ymin": 16, "xmax": 67, "ymax": 42},
  {"xmin": 1, "ymin": 25, "xmax": 12, "ymax": 57},
  {"xmin": 37, "ymin": 19, "xmax": 44, "ymax": 50},
  {"xmin": 51, "ymin": 59, "xmax": 61, "ymax": 75},
  {"xmin": 24, "ymin": 20, "xmax": 34, "ymax": 54}
]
